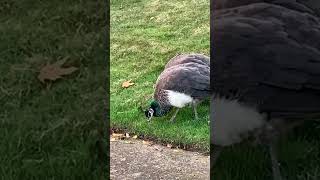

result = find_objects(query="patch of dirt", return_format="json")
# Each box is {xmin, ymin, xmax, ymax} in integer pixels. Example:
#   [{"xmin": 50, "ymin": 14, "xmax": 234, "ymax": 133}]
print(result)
[
  {"xmin": 110, "ymin": 128, "xmax": 209, "ymax": 154},
  {"xmin": 110, "ymin": 139, "xmax": 210, "ymax": 180}
]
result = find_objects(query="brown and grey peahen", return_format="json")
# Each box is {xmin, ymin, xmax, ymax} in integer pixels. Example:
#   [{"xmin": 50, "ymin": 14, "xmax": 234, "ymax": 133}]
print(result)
[
  {"xmin": 211, "ymin": 1, "xmax": 320, "ymax": 180},
  {"xmin": 215, "ymin": 0, "xmax": 320, "ymax": 15},
  {"xmin": 145, "ymin": 54, "xmax": 210, "ymax": 122}
]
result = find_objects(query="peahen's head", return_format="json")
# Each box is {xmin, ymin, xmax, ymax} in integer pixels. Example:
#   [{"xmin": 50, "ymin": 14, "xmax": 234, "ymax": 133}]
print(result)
[{"xmin": 145, "ymin": 100, "xmax": 161, "ymax": 121}]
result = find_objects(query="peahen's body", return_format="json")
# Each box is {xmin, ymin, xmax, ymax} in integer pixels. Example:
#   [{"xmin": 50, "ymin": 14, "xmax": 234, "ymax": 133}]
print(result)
[
  {"xmin": 215, "ymin": 0, "xmax": 320, "ymax": 16},
  {"xmin": 145, "ymin": 54, "xmax": 210, "ymax": 122},
  {"xmin": 164, "ymin": 53, "xmax": 210, "ymax": 69},
  {"xmin": 211, "ymin": 1, "xmax": 320, "ymax": 180}
]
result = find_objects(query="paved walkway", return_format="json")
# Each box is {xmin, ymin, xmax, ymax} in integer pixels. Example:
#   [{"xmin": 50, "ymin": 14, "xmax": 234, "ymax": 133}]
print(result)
[{"xmin": 110, "ymin": 139, "xmax": 210, "ymax": 180}]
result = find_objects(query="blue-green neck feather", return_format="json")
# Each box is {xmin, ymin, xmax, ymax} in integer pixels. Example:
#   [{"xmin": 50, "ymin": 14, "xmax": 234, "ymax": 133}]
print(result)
[{"xmin": 150, "ymin": 100, "xmax": 172, "ymax": 117}]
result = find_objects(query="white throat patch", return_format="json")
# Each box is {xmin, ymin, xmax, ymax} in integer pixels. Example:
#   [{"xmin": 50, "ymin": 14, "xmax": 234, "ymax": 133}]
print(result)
[
  {"xmin": 165, "ymin": 90, "xmax": 193, "ymax": 108},
  {"xmin": 211, "ymin": 96, "xmax": 266, "ymax": 146}
]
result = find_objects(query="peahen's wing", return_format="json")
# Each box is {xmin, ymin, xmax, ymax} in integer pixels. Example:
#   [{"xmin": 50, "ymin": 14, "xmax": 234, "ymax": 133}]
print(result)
[
  {"xmin": 214, "ymin": 0, "xmax": 318, "ymax": 16},
  {"xmin": 156, "ymin": 63, "xmax": 210, "ymax": 99},
  {"xmin": 212, "ymin": 3, "xmax": 320, "ymax": 119},
  {"xmin": 165, "ymin": 54, "xmax": 210, "ymax": 69}
]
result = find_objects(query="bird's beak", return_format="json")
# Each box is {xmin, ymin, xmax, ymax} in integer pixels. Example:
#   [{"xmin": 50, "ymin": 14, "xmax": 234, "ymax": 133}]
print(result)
[{"xmin": 147, "ymin": 112, "xmax": 154, "ymax": 122}]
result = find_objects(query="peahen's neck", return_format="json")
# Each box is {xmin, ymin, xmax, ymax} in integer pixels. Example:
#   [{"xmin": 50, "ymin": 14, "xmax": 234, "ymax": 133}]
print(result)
[
  {"xmin": 155, "ymin": 104, "xmax": 172, "ymax": 117},
  {"xmin": 151, "ymin": 100, "xmax": 172, "ymax": 117}
]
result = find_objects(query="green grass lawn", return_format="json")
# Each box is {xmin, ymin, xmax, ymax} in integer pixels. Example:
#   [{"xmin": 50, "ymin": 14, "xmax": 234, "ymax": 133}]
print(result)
[
  {"xmin": 0, "ymin": 0, "xmax": 108, "ymax": 179},
  {"xmin": 110, "ymin": 0, "xmax": 210, "ymax": 151}
]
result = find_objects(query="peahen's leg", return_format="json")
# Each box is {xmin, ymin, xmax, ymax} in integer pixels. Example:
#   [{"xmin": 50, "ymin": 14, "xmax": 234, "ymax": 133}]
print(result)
[
  {"xmin": 264, "ymin": 122, "xmax": 283, "ymax": 180},
  {"xmin": 192, "ymin": 101, "xmax": 199, "ymax": 120},
  {"xmin": 212, "ymin": 145, "xmax": 222, "ymax": 167},
  {"xmin": 169, "ymin": 108, "xmax": 180, "ymax": 122},
  {"xmin": 211, "ymin": 145, "xmax": 223, "ymax": 175},
  {"xmin": 269, "ymin": 140, "xmax": 282, "ymax": 180}
]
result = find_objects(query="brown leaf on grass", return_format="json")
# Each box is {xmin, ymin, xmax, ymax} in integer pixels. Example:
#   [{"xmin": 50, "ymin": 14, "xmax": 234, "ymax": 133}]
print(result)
[
  {"xmin": 122, "ymin": 80, "xmax": 134, "ymax": 88},
  {"xmin": 37, "ymin": 57, "xmax": 78, "ymax": 83},
  {"xmin": 132, "ymin": 135, "xmax": 138, "ymax": 139}
]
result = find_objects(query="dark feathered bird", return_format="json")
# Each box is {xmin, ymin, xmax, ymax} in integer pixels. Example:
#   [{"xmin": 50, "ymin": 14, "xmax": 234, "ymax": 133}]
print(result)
[
  {"xmin": 211, "ymin": 2, "xmax": 320, "ymax": 180},
  {"xmin": 145, "ymin": 54, "xmax": 210, "ymax": 122},
  {"xmin": 164, "ymin": 53, "xmax": 210, "ymax": 69},
  {"xmin": 215, "ymin": 0, "xmax": 320, "ymax": 16}
]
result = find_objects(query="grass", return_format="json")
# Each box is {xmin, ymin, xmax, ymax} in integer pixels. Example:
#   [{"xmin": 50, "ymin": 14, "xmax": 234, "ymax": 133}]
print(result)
[
  {"xmin": 110, "ymin": 0, "xmax": 210, "ymax": 151},
  {"xmin": 212, "ymin": 122, "xmax": 320, "ymax": 180},
  {"xmin": 111, "ymin": 0, "xmax": 320, "ymax": 179},
  {"xmin": 0, "ymin": 0, "xmax": 108, "ymax": 179}
]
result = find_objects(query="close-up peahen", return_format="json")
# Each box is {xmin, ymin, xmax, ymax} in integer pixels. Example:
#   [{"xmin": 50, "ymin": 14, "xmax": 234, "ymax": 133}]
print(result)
[
  {"xmin": 211, "ymin": 1, "xmax": 320, "ymax": 180},
  {"xmin": 145, "ymin": 54, "xmax": 210, "ymax": 122},
  {"xmin": 215, "ymin": 0, "xmax": 320, "ymax": 15}
]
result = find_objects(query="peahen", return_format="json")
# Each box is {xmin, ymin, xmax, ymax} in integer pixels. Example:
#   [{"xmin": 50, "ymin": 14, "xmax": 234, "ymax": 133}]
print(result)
[
  {"xmin": 145, "ymin": 54, "xmax": 210, "ymax": 122},
  {"xmin": 164, "ymin": 53, "xmax": 210, "ymax": 69},
  {"xmin": 211, "ymin": 1, "xmax": 320, "ymax": 180},
  {"xmin": 215, "ymin": 0, "xmax": 320, "ymax": 15}
]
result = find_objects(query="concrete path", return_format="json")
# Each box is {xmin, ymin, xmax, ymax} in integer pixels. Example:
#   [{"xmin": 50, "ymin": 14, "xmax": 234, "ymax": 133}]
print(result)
[{"xmin": 110, "ymin": 139, "xmax": 210, "ymax": 180}]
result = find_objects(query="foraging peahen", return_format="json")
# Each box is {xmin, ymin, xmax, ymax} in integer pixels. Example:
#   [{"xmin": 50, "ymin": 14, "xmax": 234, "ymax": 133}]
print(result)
[
  {"xmin": 211, "ymin": 1, "xmax": 320, "ymax": 180},
  {"xmin": 145, "ymin": 54, "xmax": 210, "ymax": 122},
  {"xmin": 164, "ymin": 53, "xmax": 210, "ymax": 69},
  {"xmin": 215, "ymin": 0, "xmax": 320, "ymax": 15}
]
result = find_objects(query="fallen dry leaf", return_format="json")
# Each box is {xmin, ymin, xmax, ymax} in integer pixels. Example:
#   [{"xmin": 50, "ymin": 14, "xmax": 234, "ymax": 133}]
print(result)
[
  {"xmin": 110, "ymin": 137, "xmax": 117, "ymax": 142},
  {"xmin": 173, "ymin": 149, "xmax": 181, "ymax": 153},
  {"xmin": 123, "ymin": 141, "xmax": 134, "ymax": 144},
  {"xmin": 122, "ymin": 80, "xmax": 135, "ymax": 88},
  {"xmin": 37, "ymin": 57, "xmax": 78, "ymax": 83},
  {"xmin": 167, "ymin": 144, "xmax": 173, "ymax": 148},
  {"xmin": 111, "ymin": 133, "xmax": 125, "ymax": 140},
  {"xmin": 132, "ymin": 135, "xmax": 138, "ymax": 139},
  {"xmin": 112, "ymin": 133, "xmax": 124, "ymax": 137},
  {"xmin": 154, "ymin": 146, "xmax": 163, "ymax": 151},
  {"xmin": 142, "ymin": 140, "xmax": 152, "ymax": 146}
]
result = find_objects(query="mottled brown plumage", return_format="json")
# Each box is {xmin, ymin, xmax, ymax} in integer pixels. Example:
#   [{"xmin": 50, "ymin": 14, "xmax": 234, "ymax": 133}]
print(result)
[
  {"xmin": 211, "ymin": 2, "xmax": 320, "ymax": 180},
  {"xmin": 145, "ymin": 54, "xmax": 210, "ymax": 122},
  {"xmin": 215, "ymin": 0, "xmax": 320, "ymax": 16},
  {"xmin": 164, "ymin": 53, "xmax": 210, "ymax": 69}
]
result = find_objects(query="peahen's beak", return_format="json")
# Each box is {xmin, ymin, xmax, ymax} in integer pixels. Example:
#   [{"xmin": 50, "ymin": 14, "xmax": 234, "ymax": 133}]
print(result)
[
  {"xmin": 147, "ymin": 112, "xmax": 154, "ymax": 122},
  {"xmin": 146, "ymin": 108, "xmax": 154, "ymax": 122}
]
